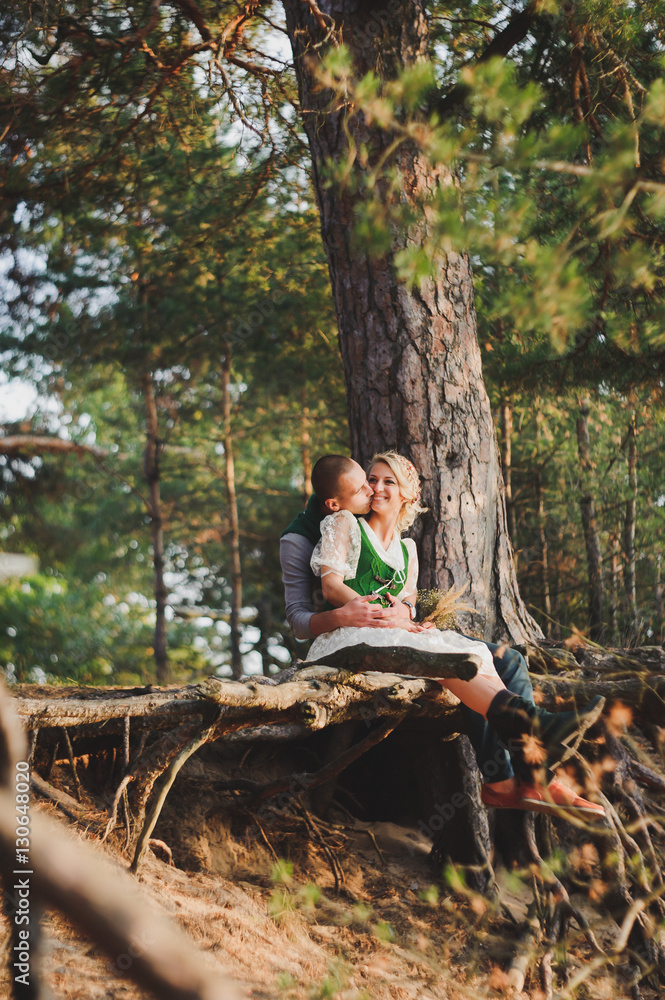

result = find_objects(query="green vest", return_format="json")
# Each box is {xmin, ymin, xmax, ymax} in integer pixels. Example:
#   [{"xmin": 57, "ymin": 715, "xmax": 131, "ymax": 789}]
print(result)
[{"xmin": 324, "ymin": 519, "xmax": 409, "ymax": 610}]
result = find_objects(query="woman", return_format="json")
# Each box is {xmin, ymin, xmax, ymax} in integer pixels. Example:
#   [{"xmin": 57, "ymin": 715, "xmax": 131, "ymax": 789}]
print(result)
[{"xmin": 309, "ymin": 450, "xmax": 605, "ymax": 818}]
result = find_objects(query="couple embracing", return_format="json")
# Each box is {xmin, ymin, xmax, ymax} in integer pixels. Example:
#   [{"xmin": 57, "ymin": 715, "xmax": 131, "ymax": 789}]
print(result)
[{"xmin": 280, "ymin": 451, "xmax": 605, "ymax": 820}]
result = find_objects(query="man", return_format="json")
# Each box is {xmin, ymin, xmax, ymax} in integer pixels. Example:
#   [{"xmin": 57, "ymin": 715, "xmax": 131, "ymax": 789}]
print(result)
[
  {"xmin": 281, "ymin": 455, "xmax": 408, "ymax": 639},
  {"xmin": 280, "ymin": 454, "xmax": 600, "ymax": 814}
]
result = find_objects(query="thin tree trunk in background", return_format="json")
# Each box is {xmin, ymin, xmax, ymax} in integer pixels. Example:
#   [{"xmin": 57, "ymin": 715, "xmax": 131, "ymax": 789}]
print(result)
[
  {"xmin": 535, "ymin": 469, "xmax": 552, "ymax": 637},
  {"xmin": 500, "ymin": 401, "xmax": 516, "ymax": 544},
  {"xmin": 609, "ymin": 531, "xmax": 621, "ymax": 645},
  {"xmin": 624, "ymin": 411, "xmax": 639, "ymax": 643},
  {"xmin": 534, "ymin": 409, "xmax": 551, "ymax": 636},
  {"xmin": 222, "ymin": 347, "xmax": 243, "ymax": 680},
  {"xmin": 655, "ymin": 554, "xmax": 664, "ymax": 644},
  {"xmin": 301, "ymin": 402, "xmax": 312, "ymax": 503},
  {"xmin": 550, "ymin": 520, "xmax": 564, "ymax": 640},
  {"xmin": 256, "ymin": 596, "xmax": 273, "ymax": 677},
  {"xmin": 576, "ymin": 400, "xmax": 606, "ymax": 642},
  {"xmin": 142, "ymin": 373, "xmax": 169, "ymax": 685},
  {"xmin": 283, "ymin": 0, "xmax": 540, "ymax": 645}
]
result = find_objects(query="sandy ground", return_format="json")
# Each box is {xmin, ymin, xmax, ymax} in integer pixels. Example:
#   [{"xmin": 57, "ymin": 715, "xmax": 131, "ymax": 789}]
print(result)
[{"xmin": 1, "ymin": 783, "xmax": 650, "ymax": 1000}]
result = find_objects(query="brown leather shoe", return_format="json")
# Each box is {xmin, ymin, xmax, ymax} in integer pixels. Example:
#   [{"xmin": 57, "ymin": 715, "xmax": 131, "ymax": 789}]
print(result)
[{"xmin": 481, "ymin": 778, "xmax": 605, "ymax": 819}]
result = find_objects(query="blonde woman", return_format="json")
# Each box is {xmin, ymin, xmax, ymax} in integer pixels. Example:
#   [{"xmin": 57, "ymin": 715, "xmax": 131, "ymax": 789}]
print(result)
[{"xmin": 308, "ymin": 451, "xmax": 605, "ymax": 818}]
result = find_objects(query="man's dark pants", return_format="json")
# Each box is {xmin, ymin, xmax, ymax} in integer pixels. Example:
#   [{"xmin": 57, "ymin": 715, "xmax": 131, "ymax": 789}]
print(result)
[{"xmin": 459, "ymin": 639, "xmax": 535, "ymax": 784}]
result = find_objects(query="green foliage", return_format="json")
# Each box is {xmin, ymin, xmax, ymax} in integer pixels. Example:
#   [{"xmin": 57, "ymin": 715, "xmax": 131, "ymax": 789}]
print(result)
[
  {"xmin": 418, "ymin": 884, "xmax": 439, "ymax": 906},
  {"xmin": 268, "ymin": 862, "xmax": 325, "ymax": 925},
  {"xmin": 298, "ymin": 882, "xmax": 322, "ymax": 912},
  {"xmin": 268, "ymin": 886, "xmax": 296, "ymax": 923},
  {"xmin": 489, "ymin": 389, "xmax": 665, "ymax": 643},
  {"xmin": 319, "ymin": 13, "xmax": 665, "ymax": 368},
  {"xmin": 276, "ymin": 970, "xmax": 298, "ymax": 992},
  {"xmin": 0, "ymin": 36, "xmax": 347, "ymax": 681},
  {"xmin": 309, "ymin": 961, "xmax": 353, "ymax": 1000},
  {"xmin": 271, "ymin": 858, "xmax": 294, "ymax": 885},
  {"xmin": 310, "ymin": 5, "xmax": 665, "ymax": 643},
  {"xmin": 0, "ymin": 574, "xmax": 208, "ymax": 684},
  {"xmin": 351, "ymin": 900, "xmax": 372, "ymax": 923},
  {"xmin": 371, "ymin": 919, "xmax": 396, "ymax": 942},
  {"xmin": 2, "ymin": 0, "xmax": 665, "ymax": 672},
  {"xmin": 443, "ymin": 864, "xmax": 466, "ymax": 893}
]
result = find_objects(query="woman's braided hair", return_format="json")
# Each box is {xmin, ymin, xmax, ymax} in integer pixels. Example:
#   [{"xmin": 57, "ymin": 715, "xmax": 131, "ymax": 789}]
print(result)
[{"xmin": 368, "ymin": 450, "xmax": 428, "ymax": 531}]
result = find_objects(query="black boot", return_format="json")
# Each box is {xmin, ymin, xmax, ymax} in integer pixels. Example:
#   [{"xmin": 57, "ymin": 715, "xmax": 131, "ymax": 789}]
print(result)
[{"xmin": 486, "ymin": 690, "xmax": 605, "ymax": 779}]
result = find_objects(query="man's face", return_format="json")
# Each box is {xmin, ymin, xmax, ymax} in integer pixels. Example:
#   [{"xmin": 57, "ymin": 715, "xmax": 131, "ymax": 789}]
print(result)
[{"xmin": 327, "ymin": 461, "xmax": 373, "ymax": 515}]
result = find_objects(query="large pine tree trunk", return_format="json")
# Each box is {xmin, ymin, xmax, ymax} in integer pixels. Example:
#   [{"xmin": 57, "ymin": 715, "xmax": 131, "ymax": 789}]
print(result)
[{"xmin": 282, "ymin": 0, "xmax": 540, "ymax": 643}]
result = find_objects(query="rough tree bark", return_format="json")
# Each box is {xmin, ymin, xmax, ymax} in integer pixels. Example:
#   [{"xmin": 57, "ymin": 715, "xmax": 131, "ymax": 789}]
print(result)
[
  {"xmin": 221, "ymin": 345, "xmax": 243, "ymax": 679},
  {"xmin": 576, "ymin": 399, "xmax": 606, "ymax": 642},
  {"xmin": 500, "ymin": 400, "xmax": 517, "ymax": 544},
  {"xmin": 141, "ymin": 372, "xmax": 169, "ymax": 684},
  {"xmin": 282, "ymin": 0, "xmax": 540, "ymax": 644}
]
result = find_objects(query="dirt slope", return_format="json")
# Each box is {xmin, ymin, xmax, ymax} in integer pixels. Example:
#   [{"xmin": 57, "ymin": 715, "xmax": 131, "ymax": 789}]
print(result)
[{"xmin": 1, "ymin": 778, "xmax": 645, "ymax": 1000}]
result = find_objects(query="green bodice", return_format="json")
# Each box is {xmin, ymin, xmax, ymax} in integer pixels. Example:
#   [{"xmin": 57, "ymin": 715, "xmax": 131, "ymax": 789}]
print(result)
[{"xmin": 324, "ymin": 519, "xmax": 409, "ymax": 610}]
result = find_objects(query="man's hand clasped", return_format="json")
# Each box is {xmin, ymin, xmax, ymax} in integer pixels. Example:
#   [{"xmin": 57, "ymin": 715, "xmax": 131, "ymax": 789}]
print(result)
[{"xmin": 336, "ymin": 593, "xmax": 433, "ymax": 632}]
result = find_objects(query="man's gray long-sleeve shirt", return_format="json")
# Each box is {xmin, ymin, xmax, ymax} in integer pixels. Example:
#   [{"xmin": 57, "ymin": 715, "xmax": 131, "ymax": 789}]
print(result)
[{"xmin": 280, "ymin": 532, "xmax": 321, "ymax": 641}]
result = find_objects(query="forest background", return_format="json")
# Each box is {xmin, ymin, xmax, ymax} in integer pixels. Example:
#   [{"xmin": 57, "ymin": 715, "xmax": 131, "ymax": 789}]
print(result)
[{"xmin": 1, "ymin": 0, "xmax": 665, "ymax": 687}]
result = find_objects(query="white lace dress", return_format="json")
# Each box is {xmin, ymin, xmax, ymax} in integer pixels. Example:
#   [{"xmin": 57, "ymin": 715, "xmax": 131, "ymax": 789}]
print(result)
[{"xmin": 306, "ymin": 511, "xmax": 496, "ymax": 675}]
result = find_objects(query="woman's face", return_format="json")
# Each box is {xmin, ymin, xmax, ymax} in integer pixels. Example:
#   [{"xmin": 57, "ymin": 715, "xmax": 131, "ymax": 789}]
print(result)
[{"xmin": 368, "ymin": 462, "xmax": 404, "ymax": 518}]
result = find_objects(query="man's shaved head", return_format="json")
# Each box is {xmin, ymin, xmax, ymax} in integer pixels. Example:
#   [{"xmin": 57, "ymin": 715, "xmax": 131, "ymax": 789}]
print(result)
[
  {"xmin": 311, "ymin": 454, "xmax": 357, "ymax": 503},
  {"xmin": 311, "ymin": 455, "xmax": 373, "ymax": 516}
]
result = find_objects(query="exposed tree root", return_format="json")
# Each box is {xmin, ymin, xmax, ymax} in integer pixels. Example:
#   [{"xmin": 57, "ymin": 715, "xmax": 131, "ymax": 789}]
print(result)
[
  {"xmin": 0, "ymin": 682, "xmax": 242, "ymax": 1000},
  {"xmin": 5, "ymin": 646, "xmax": 665, "ymax": 995}
]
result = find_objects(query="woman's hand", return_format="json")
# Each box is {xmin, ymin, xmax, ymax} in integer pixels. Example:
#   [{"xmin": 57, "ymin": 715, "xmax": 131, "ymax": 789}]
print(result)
[
  {"xmin": 381, "ymin": 595, "xmax": 437, "ymax": 631},
  {"xmin": 376, "ymin": 619, "xmax": 433, "ymax": 633},
  {"xmin": 384, "ymin": 593, "xmax": 412, "ymax": 621}
]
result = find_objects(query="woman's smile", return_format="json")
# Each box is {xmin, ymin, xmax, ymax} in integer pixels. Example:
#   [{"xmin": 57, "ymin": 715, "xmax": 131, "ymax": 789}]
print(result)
[{"xmin": 368, "ymin": 462, "xmax": 404, "ymax": 518}]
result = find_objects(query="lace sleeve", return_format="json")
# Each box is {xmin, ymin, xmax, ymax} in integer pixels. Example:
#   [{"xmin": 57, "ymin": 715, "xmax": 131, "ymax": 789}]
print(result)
[
  {"xmin": 310, "ymin": 510, "xmax": 361, "ymax": 580},
  {"xmin": 400, "ymin": 538, "xmax": 419, "ymax": 598}
]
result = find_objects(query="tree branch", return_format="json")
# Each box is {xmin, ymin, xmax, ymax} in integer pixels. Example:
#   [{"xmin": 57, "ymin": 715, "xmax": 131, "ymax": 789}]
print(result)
[
  {"xmin": 0, "ymin": 435, "xmax": 107, "ymax": 459},
  {"xmin": 0, "ymin": 789, "xmax": 242, "ymax": 1000},
  {"xmin": 433, "ymin": 2, "xmax": 540, "ymax": 121},
  {"xmin": 171, "ymin": 0, "xmax": 213, "ymax": 42}
]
